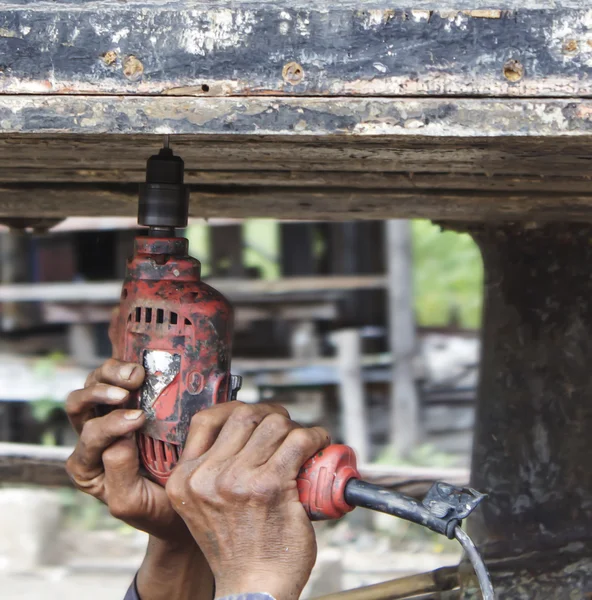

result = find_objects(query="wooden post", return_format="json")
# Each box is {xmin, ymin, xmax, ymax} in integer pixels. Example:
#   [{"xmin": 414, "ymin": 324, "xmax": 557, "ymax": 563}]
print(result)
[
  {"xmin": 386, "ymin": 220, "xmax": 420, "ymax": 457},
  {"xmin": 332, "ymin": 328, "xmax": 369, "ymax": 463},
  {"xmin": 323, "ymin": 222, "xmax": 386, "ymax": 329},
  {"xmin": 67, "ymin": 323, "xmax": 97, "ymax": 368},
  {"xmin": 210, "ymin": 224, "xmax": 245, "ymax": 278},
  {"xmin": 458, "ymin": 223, "xmax": 592, "ymax": 598},
  {"xmin": 280, "ymin": 223, "xmax": 317, "ymax": 276},
  {"xmin": 0, "ymin": 230, "xmax": 35, "ymax": 331}
]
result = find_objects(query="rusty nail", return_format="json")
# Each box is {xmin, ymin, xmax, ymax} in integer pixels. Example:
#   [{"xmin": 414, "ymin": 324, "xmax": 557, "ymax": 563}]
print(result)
[
  {"xmin": 563, "ymin": 39, "xmax": 579, "ymax": 53},
  {"xmin": 282, "ymin": 62, "xmax": 304, "ymax": 85},
  {"xmin": 123, "ymin": 55, "xmax": 144, "ymax": 81},
  {"xmin": 503, "ymin": 59, "xmax": 524, "ymax": 83},
  {"xmin": 101, "ymin": 50, "xmax": 118, "ymax": 66}
]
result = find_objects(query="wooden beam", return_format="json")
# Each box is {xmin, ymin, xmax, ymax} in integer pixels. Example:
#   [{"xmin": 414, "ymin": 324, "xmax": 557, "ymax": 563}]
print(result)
[
  {"xmin": 42, "ymin": 301, "xmax": 339, "ymax": 327},
  {"xmin": 3, "ymin": 184, "xmax": 592, "ymax": 222},
  {"xmin": 0, "ymin": 275, "xmax": 387, "ymax": 303},
  {"xmin": 2, "ymin": 169, "xmax": 592, "ymax": 197},
  {"xmin": 0, "ymin": 4, "xmax": 589, "ymax": 97},
  {"xmin": 0, "ymin": 442, "xmax": 72, "ymax": 487},
  {"xmin": 0, "ymin": 442, "xmax": 469, "ymax": 489}
]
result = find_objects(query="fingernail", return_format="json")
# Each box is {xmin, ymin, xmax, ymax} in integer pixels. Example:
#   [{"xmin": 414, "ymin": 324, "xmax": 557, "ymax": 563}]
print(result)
[
  {"xmin": 120, "ymin": 364, "xmax": 136, "ymax": 380},
  {"xmin": 124, "ymin": 410, "xmax": 144, "ymax": 420},
  {"xmin": 107, "ymin": 387, "xmax": 128, "ymax": 401}
]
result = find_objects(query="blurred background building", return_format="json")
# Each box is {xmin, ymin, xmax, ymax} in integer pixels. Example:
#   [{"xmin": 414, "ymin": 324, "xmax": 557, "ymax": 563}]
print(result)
[{"xmin": 0, "ymin": 217, "xmax": 482, "ymax": 598}]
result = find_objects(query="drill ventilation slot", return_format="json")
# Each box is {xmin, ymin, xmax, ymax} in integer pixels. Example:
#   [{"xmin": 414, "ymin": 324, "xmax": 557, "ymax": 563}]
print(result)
[
  {"xmin": 139, "ymin": 434, "xmax": 182, "ymax": 477},
  {"xmin": 129, "ymin": 306, "xmax": 191, "ymax": 332}
]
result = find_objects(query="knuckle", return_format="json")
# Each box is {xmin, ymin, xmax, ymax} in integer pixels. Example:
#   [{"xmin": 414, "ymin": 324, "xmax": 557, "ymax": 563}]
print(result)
[
  {"xmin": 250, "ymin": 474, "xmax": 281, "ymax": 501},
  {"xmin": 65, "ymin": 454, "xmax": 79, "ymax": 479},
  {"xmin": 216, "ymin": 471, "xmax": 251, "ymax": 501},
  {"xmin": 317, "ymin": 427, "xmax": 331, "ymax": 445},
  {"xmin": 229, "ymin": 403, "xmax": 259, "ymax": 426},
  {"xmin": 64, "ymin": 390, "xmax": 82, "ymax": 415},
  {"xmin": 98, "ymin": 359, "xmax": 120, "ymax": 382},
  {"xmin": 84, "ymin": 369, "xmax": 98, "ymax": 388},
  {"xmin": 165, "ymin": 471, "xmax": 186, "ymax": 506},
  {"xmin": 263, "ymin": 412, "xmax": 293, "ymax": 434},
  {"xmin": 286, "ymin": 427, "xmax": 313, "ymax": 452},
  {"xmin": 80, "ymin": 417, "xmax": 98, "ymax": 440},
  {"xmin": 273, "ymin": 404, "xmax": 290, "ymax": 419},
  {"xmin": 191, "ymin": 405, "xmax": 221, "ymax": 427},
  {"xmin": 188, "ymin": 469, "xmax": 215, "ymax": 501}
]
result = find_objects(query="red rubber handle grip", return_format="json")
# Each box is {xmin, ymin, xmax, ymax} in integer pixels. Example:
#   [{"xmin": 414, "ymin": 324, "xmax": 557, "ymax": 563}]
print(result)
[{"xmin": 297, "ymin": 444, "xmax": 360, "ymax": 521}]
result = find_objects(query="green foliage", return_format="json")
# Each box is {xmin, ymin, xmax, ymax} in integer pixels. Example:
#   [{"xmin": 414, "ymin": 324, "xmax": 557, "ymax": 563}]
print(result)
[
  {"xmin": 186, "ymin": 221, "xmax": 280, "ymax": 280},
  {"xmin": 243, "ymin": 220, "xmax": 279, "ymax": 280},
  {"xmin": 411, "ymin": 220, "xmax": 483, "ymax": 329},
  {"xmin": 30, "ymin": 352, "xmax": 68, "ymax": 425},
  {"xmin": 185, "ymin": 223, "xmax": 211, "ymax": 276},
  {"xmin": 188, "ymin": 219, "xmax": 483, "ymax": 328}
]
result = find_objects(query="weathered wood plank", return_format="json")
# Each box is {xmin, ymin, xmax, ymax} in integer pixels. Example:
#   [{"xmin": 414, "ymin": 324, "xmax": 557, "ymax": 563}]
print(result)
[
  {"xmin": 0, "ymin": 97, "xmax": 591, "ymax": 218},
  {"xmin": 1, "ymin": 169, "xmax": 592, "ymax": 196},
  {"xmin": 1, "ymin": 184, "xmax": 592, "ymax": 221},
  {"xmin": 0, "ymin": 5, "xmax": 590, "ymax": 97}
]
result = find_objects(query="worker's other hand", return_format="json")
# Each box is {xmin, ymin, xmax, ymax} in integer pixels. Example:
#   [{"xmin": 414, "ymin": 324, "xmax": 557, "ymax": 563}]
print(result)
[{"xmin": 166, "ymin": 402, "xmax": 331, "ymax": 600}]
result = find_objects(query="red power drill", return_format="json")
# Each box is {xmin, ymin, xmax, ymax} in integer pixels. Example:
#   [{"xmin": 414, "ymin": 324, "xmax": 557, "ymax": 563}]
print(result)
[
  {"xmin": 115, "ymin": 143, "xmax": 241, "ymax": 484},
  {"xmin": 118, "ymin": 144, "xmax": 493, "ymax": 598}
]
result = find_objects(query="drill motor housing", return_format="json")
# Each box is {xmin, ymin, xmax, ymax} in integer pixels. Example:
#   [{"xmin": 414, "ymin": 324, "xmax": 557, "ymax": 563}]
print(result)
[{"xmin": 117, "ymin": 235, "xmax": 235, "ymax": 485}]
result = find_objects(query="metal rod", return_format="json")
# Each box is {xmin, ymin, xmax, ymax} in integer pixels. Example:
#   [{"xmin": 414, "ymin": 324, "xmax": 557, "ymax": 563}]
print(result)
[
  {"xmin": 313, "ymin": 566, "xmax": 459, "ymax": 600},
  {"xmin": 454, "ymin": 527, "xmax": 495, "ymax": 600},
  {"xmin": 163, "ymin": 134, "xmax": 170, "ymax": 149}
]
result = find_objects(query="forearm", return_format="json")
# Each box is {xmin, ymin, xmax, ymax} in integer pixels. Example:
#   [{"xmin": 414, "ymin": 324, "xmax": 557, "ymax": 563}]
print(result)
[{"xmin": 134, "ymin": 536, "xmax": 214, "ymax": 600}]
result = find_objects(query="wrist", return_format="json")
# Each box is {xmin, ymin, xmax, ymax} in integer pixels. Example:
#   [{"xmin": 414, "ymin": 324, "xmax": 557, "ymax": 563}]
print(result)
[
  {"xmin": 148, "ymin": 532, "xmax": 195, "ymax": 554},
  {"xmin": 137, "ymin": 536, "xmax": 214, "ymax": 600}
]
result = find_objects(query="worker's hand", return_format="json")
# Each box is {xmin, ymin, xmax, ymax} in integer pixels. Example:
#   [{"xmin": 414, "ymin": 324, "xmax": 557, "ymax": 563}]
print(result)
[
  {"xmin": 64, "ymin": 356, "xmax": 194, "ymax": 543},
  {"xmin": 66, "ymin": 310, "xmax": 214, "ymax": 600},
  {"xmin": 65, "ymin": 307, "xmax": 189, "ymax": 541},
  {"xmin": 166, "ymin": 402, "xmax": 331, "ymax": 600}
]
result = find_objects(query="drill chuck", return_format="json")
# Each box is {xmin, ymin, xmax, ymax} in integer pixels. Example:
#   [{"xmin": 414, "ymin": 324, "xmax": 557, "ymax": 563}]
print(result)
[{"xmin": 138, "ymin": 147, "xmax": 189, "ymax": 230}]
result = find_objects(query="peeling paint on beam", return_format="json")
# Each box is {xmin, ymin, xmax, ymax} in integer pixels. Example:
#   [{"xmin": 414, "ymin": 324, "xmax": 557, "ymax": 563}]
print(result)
[
  {"xmin": 3, "ymin": 96, "xmax": 592, "ymax": 137},
  {"xmin": 0, "ymin": 6, "xmax": 592, "ymax": 97}
]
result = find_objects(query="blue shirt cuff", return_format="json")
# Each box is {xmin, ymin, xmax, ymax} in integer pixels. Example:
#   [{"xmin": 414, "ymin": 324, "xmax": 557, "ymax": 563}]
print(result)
[
  {"xmin": 123, "ymin": 576, "xmax": 140, "ymax": 600},
  {"xmin": 124, "ymin": 575, "xmax": 276, "ymax": 600},
  {"xmin": 217, "ymin": 595, "xmax": 277, "ymax": 600}
]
